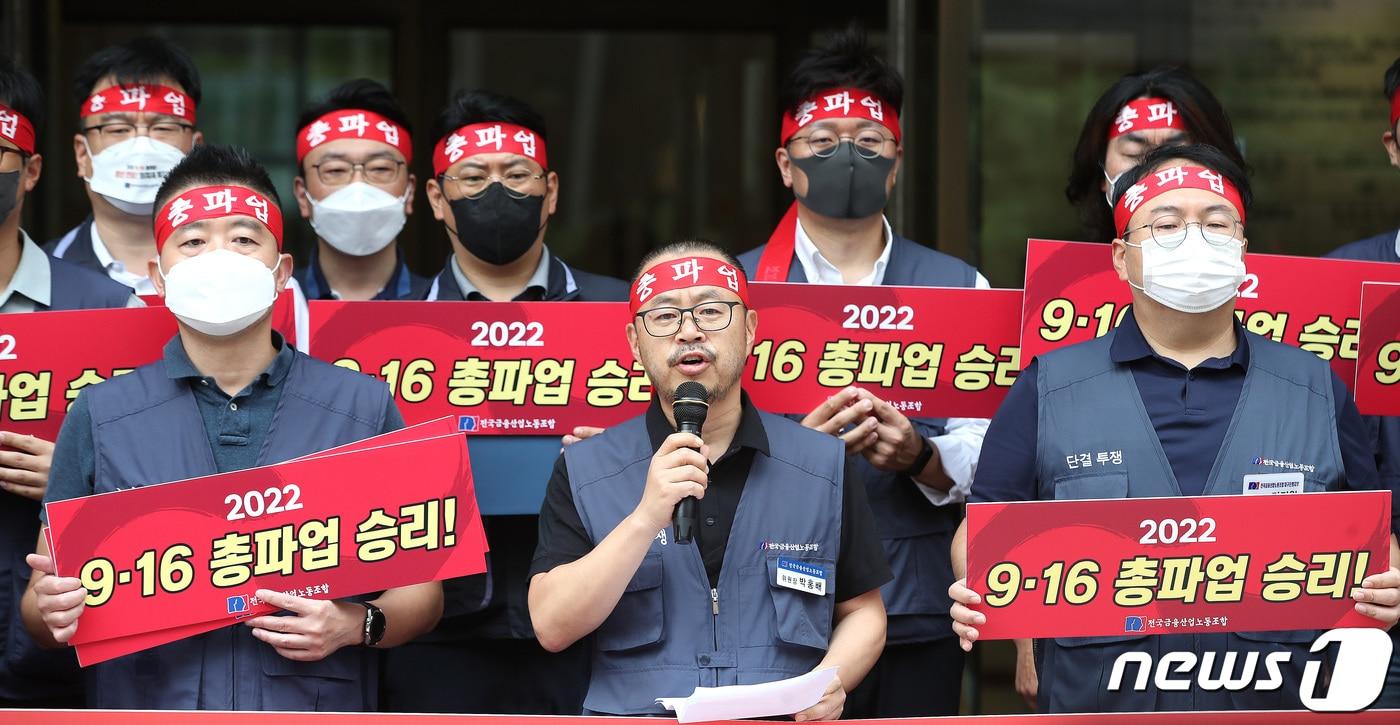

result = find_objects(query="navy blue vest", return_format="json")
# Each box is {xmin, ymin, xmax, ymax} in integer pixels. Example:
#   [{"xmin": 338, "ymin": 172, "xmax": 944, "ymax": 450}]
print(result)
[
  {"xmin": 738, "ymin": 234, "xmax": 978, "ymax": 643},
  {"xmin": 78, "ymin": 350, "xmax": 393, "ymax": 710},
  {"xmin": 1325, "ymin": 229, "xmax": 1399, "ymax": 264},
  {"xmin": 44, "ymin": 217, "xmax": 103, "ymax": 273},
  {"xmin": 0, "ymin": 244, "xmax": 133, "ymax": 703},
  {"xmin": 565, "ymin": 411, "xmax": 845, "ymax": 715},
  {"xmin": 48, "ymin": 252, "xmax": 137, "ymax": 310},
  {"xmin": 1033, "ymin": 329, "xmax": 1345, "ymax": 713}
]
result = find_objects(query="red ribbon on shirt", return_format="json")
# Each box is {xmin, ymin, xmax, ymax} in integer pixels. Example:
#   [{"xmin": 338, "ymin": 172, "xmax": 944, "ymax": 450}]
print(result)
[
  {"xmin": 630, "ymin": 255, "xmax": 750, "ymax": 314},
  {"xmin": 758, "ymin": 88, "xmax": 902, "ymax": 283},
  {"xmin": 0, "ymin": 104, "xmax": 36, "ymax": 155},
  {"xmin": 154, "ymin": 184, "xmax": 284, "ymax": 251},
  {"xmin": 81, "ymin": 84, "xmax": 196, "ymax": 124},
  {"xmin": 432, "ymin": 122, "xmax": 547, "ymax": 176},
  {"xmin": 1112, "ymin": 165, "xmax": 1246, "ymax": 237},
  {"xmin": 1107, "ymin": 97, "xmax": 1185, "ymax": 140},
  {"xmin": 296, "ymin": 108, "xmax": 413, "ymax": 164}
]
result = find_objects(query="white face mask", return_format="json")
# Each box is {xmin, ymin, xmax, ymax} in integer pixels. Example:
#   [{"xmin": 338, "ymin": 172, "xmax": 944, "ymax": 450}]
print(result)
[
  {"xmin": 1126, "ymin": 226, "xmax": 1246, "ymax": 314},
  {"xmin": 308, "ymin": 182, "xmax": 408, "ymax": 257},
  {"xmin": 160, "ymin": 249, "xmax": 278, "ymax": 336},
  {"xmin": 84, "ymin": 136, "xmax": 187, "ymax": 215}
]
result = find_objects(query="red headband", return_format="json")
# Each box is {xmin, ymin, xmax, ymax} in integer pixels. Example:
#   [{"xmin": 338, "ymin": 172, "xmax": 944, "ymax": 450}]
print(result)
[
  {"xmin": 0, "ymin": 104, "xmax": 35, "ymax": 155},
  {"xmin": 1113, "ymin": 165, "xmax": 1245, "ymax": 237},
  {"xmin": 82, "ymin": 84, "xmax": 196, "ymax": 124},
  {"xmin": 432, "ymin": 122, "xmax": 547, "ymax": 176},
  {"xmin": 1390, "ymin": 89, "xmax": 1400, "ymax": 129},
  {"xmin": 155, "ymin": 185, "xmax": 283, "ymax": 251},
  {"xmin": 780, "ymin": 87, "xmax": 901, "ymax": 145},
  {"xmin": 1108, "ymin": 97, "xmax": 1185, "ymax": 140},
  {"xmin": 297, "ymin": 108, "xmax": 412, "ymax": 164},
  {"xmin": 630, "ymin": 256, "xmax": 750, "ymax": 314}
]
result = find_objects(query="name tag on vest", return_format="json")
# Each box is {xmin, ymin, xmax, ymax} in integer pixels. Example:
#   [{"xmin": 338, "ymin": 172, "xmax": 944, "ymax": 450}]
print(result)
[
  {"xmin": 1243, "ymin": 472, "xmax": 1306, "ymax": 495},
  {"xmin": 776, "ymin": 558, "xmax": 827, "ymax": 596}
]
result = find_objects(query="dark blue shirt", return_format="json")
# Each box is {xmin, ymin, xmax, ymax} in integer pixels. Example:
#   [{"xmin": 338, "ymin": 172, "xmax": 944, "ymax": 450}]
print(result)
[
  {"xmin": 971, "ymin": 310, "xmax": 1378, "ymax": 502},
  {"xmin": 43, "ymin": 332, "xmax": 404, "ymax": 520}
]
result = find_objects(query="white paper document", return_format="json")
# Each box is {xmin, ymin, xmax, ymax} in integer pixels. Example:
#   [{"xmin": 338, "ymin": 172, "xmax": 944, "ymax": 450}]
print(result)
[{"xmin": 656, "ymin": 667, "xmax": 838, "ymax": 723}]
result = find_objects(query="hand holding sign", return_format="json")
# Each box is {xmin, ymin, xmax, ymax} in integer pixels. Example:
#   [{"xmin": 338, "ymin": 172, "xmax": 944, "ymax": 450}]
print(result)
[
  {"xmin": 24, "ymin": 551, "xmax": 86, "ymax": 645},
  {"xmin": 244, "ymin": 588, "xmax": 365, "ymax": 662},
  {"xmin": 1350, "ymin": 567, "xmax": 1400, "ymax": 626},
  {"xmin": 799, "ymin": 387, "xmax": 878, "ymax": 455},
  {"xmin": 948, "ymin": 577, "xmax": 984, "ymax": 652},
  {"xmin": 0, "ymin": 430, "xmax": 54, "ymax": 501}
]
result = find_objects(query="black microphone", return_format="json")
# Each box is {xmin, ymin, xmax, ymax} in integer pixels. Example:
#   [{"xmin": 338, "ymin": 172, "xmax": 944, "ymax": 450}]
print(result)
[{"xmin": 671, "ymin": 381, "xmax": 709, "ymax": 545}]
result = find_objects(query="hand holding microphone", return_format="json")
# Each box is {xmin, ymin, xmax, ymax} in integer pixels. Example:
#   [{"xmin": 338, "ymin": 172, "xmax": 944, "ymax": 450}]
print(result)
[{"xmin": 635, "ymin": 381, "xmax": 711, "ymax": 538}]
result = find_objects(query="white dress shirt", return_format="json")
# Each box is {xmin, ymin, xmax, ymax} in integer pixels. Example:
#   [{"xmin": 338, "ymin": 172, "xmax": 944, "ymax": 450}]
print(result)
[
  {"xmin": 793, "ymin": 216, "xmax": 990, "ymax": 507},
  {"xmin": 90, "ymin": 221, "xmax": 158, "ymax": 296}
]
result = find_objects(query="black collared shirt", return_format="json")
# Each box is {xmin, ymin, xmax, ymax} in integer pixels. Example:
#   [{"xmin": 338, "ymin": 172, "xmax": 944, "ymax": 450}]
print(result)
[{"xmin": 531, "ymin": 395, "xmax": 892, "ymax": 600}]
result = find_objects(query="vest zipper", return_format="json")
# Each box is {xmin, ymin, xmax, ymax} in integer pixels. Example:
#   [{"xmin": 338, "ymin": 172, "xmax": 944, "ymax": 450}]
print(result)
[{"xmin": 711, "ymin": 587, "xmax": 720, "ymax": 652}]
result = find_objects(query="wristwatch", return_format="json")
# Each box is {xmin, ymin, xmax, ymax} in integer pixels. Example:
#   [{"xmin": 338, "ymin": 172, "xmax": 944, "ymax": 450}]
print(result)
[
  {"xmin": 361, "ymin": 602, "xmax": 386, "ymax": 646},
  {"xmin": 902, "ymin": 436, "xmax": 935, "ymax": 478}
]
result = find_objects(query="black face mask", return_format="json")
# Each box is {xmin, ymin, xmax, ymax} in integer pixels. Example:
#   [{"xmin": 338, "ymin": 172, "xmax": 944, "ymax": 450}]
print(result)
[
  {"xmin": 447, "ymin": 182, "xmax": 546, "ymax": 266},
  {"xmin": 0, "ymin": 171, "xmax": 19, "ymax": 224},
  {"xmin": 791, "ymin": 141, "xmax": 895, "ymax": 220}
]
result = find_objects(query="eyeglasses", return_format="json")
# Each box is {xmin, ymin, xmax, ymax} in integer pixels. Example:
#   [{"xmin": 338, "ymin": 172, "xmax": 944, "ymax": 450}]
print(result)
[
  {"xmin": 787, "ymin": 129, "xmax": 895, "ymax": 159},
  {"xmin": 1125, "ymin": 213, "xmax": 1243, "ymax": 249},
  {"xmin": 440, "ymin": 169, "xmax": 547, "ymax": 199},
  {"xmin": 82, "ymin": 121, "xmax": 194, "ymax": 145},
  {"xmin": 636, "ymin": 300, "xmax": 743, "ymax": 337},
  {"xmin": 312, "ymin": 158, "xmax": 405, "ymax": 186}
]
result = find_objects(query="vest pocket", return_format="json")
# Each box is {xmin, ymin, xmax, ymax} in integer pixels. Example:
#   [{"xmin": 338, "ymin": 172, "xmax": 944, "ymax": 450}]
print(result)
[
  {"xmin": 1053, "ymin": 471, "xmax": 1129, "ymax": 500},
  {"xmin": 596, "ymin": 552, "xmax": 665, "ymax": 651},
  {"xmin": 764, "ymin": 555, "xmax": 836, "ymax": 651},
  {"xmin": 258, "ymin": 643, "xmax": 366, "ymax": 711}
]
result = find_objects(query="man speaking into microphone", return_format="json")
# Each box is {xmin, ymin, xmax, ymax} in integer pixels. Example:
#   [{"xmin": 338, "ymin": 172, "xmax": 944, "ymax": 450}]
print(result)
[{"xmin": 529, "ymin": 240, "xmax": 890, "ymax": 718}]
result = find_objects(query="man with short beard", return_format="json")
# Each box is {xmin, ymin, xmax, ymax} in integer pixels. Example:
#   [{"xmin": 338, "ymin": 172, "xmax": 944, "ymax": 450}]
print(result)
[{"xmin": 529, "ymin": 240, "xmax": 889, "ymax": 719}]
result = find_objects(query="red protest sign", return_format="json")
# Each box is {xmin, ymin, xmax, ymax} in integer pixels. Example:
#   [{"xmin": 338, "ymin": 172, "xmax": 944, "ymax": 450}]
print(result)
[
  {"xmin": 966, "ymin": 491, "xmax": 1391, "ymax": 640},
  {"xmin": 745, "ymin": 283, "xmax": 1023, "ymax": 418},
  {"xmin": 1019, "ymin": 239, "xmax": 1400, "ymax": 386},
  {"xmin": 309, "ymin": 285, "xmax": 1023, "ymax": 433},
  {"xmin": 309, "ymin": 300, "xmax": 649, "ymax": 435},
  {"xmin": 68, "ymin": 417, "xmax": 470, "ymax": 665},
  {"xmin": 0, "ymin": 306, "xmax": 174, "ymax": 442},
  {"xmin": 1355, "ymin": 282, "xmax": 1400, "ymax": 415},
  {"xmin": 45, "ymin": 432, "xmax": 487, "ymax": 658}
]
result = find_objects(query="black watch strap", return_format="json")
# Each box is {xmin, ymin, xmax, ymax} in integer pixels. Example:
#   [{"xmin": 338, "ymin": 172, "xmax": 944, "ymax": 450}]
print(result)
[
  {"xmin": 362, "ymin": 602, "xmax": 386, "ymax": 646},
  {"xmin": 903, "ymin": 436, "xmax": 935, "ymax": 478}
]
